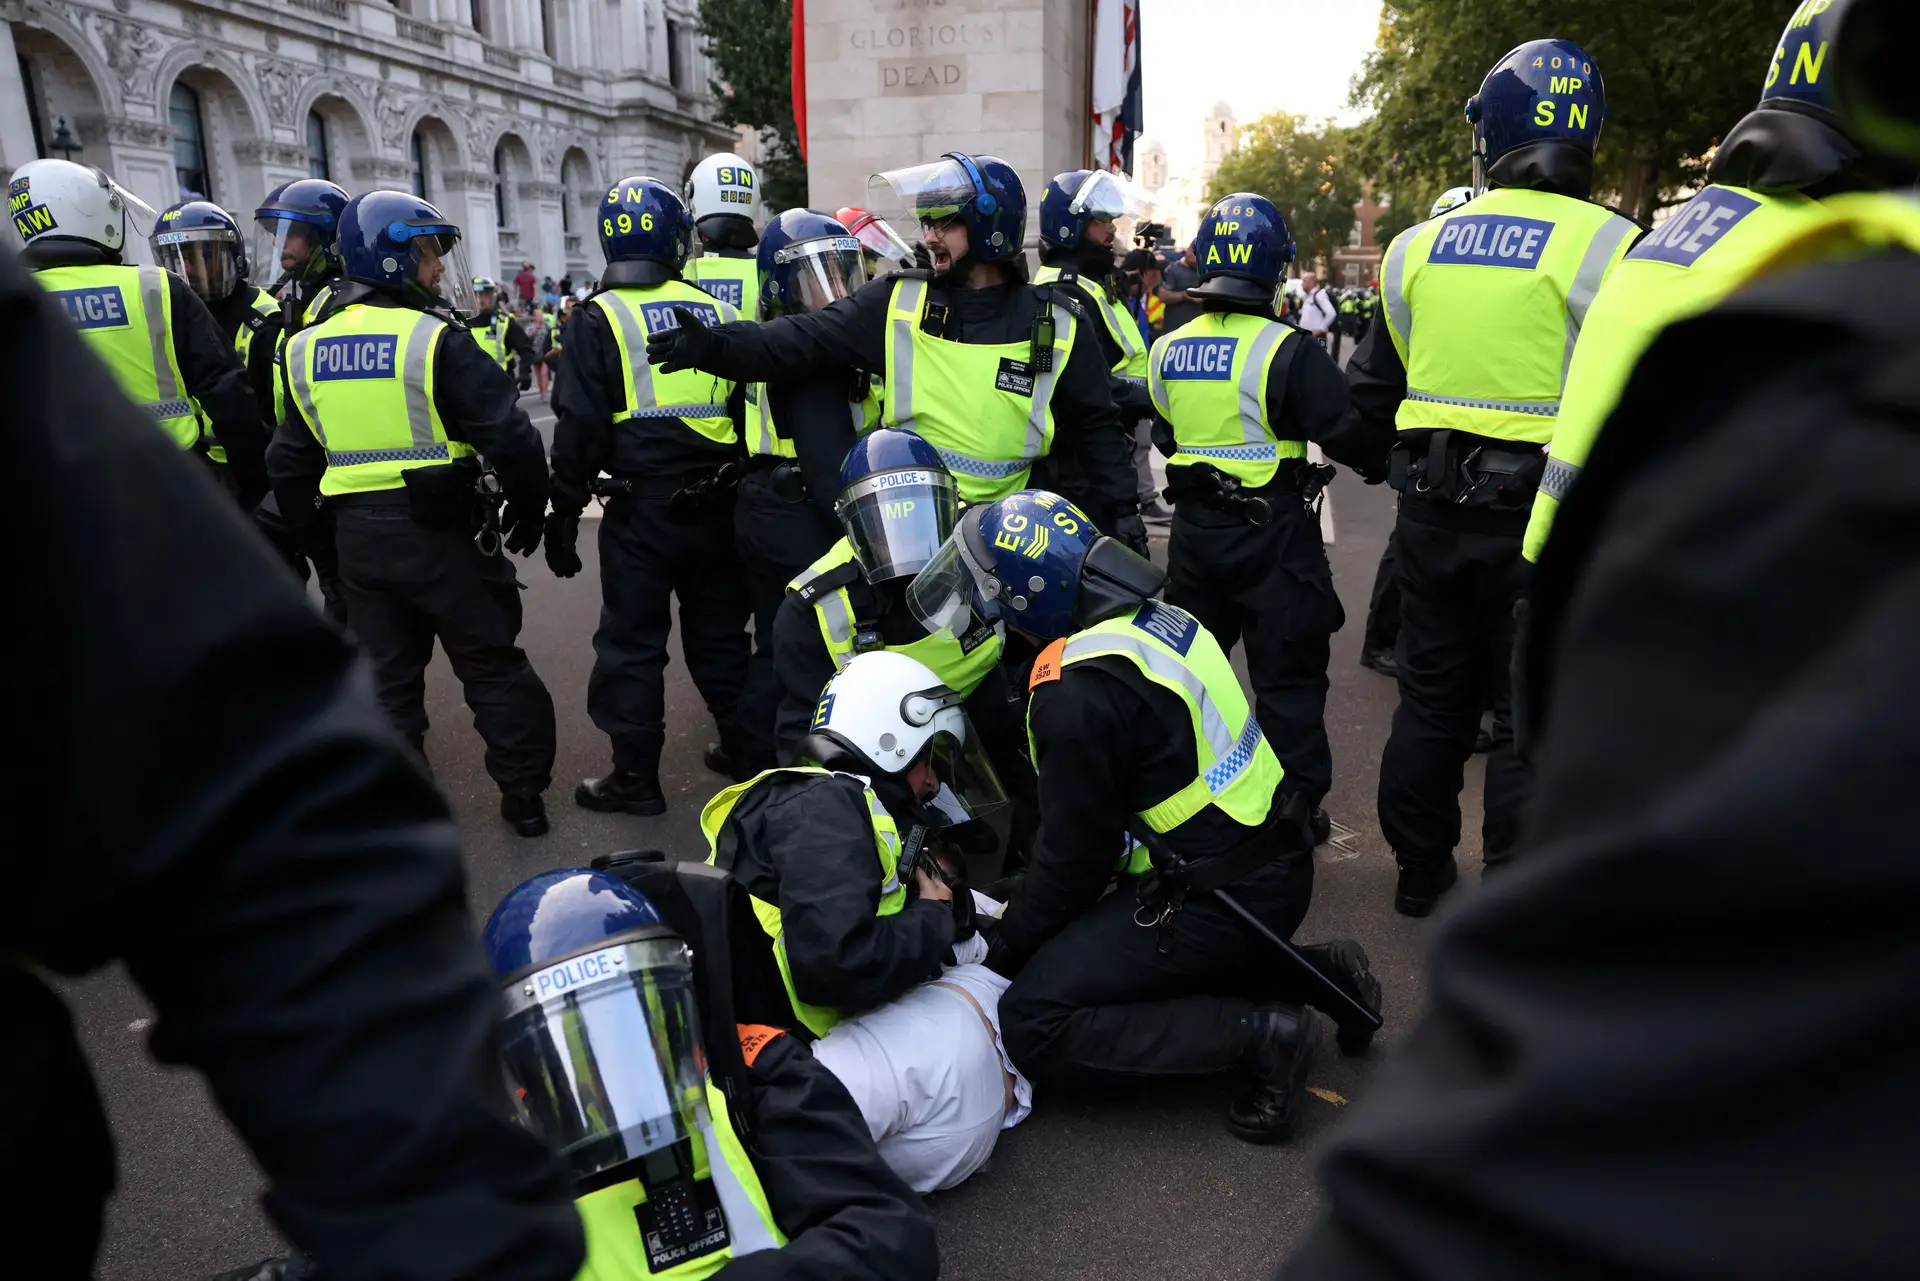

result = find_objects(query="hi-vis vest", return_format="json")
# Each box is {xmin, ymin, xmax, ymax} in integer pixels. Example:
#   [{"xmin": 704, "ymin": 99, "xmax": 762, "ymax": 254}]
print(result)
[
  {"xmin": 574, "ymin": 1073, "xmax": 786, "ymax": 1279},
  {"xmin": 1523, "ymin": 185, "xmax": 1827, "ymax": 561},
  {"xmin": 285, "ymin": 303, "xmax": 476, "ymax": 496},
  {"xmin": 472, "ymin": 311, "xmax": 513, "ymax": 368},
  {"xmin": 1030, "ymin": 601, "xmax": 1283, "ymax": 876},
  {"xmin": 220, "ymin": 286, "xmax": 284, "ymax": 462},
  {"xmin": 1034, "ymin": 264, "xmax": 1149, "ymax": 382},
  {"xmin": 701, "ymin": 766, "xmax": 906, "ymax": 1037},
  {"xmin": 1147, "ymin": 311, "xmax": 1304, "ymax": 488},
  {"xmin": 590, "ymin": 281, "xmax": 740, "ymax": 447},
  {"xmin": 1378, "ymin": 186, "xmax": 1641, "ymax": 444},
  {"xmin": 785, "ymin": 538, "xmax": 1004, "ymax": 692},
  {"xmin": 691, "ymin": 253, "xmax": 762, "ymax": 314},
  {"xmin": 744, "ymin": 380, "xmax": 879, "ymax": 459},
  {"xmin": 38, "ymin": 264, "xmax": 200, "ymax": 448},
  {"xmin": 880, "ymin": 275, "xmax": 1078, "ymax": 502}
]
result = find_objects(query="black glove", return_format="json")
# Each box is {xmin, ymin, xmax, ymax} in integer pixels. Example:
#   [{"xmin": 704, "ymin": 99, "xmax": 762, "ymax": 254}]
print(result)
[
  {"xmin": 501, "ymin": 500, "xmax": 543, "ymax": 556},
  {"xmin": 1113, "ymin": 511, "xmax": 1150, "ymax": 557},
  {"xmin": 949, "ymin": 875, "xmax": 976, "ymax": 942},
  {"xmin": 544, "ymin": 507, "xmax": 582, "ymax": 577},
  {"xmin": 645, "ymin": 306, "xmax": 718, "ymax": 373}
]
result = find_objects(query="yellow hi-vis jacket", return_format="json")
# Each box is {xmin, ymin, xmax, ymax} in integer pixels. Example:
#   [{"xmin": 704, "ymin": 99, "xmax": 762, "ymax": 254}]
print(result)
[{"xmin": 37, "ymin": 263, "xmax": 201, "ymax": 448}]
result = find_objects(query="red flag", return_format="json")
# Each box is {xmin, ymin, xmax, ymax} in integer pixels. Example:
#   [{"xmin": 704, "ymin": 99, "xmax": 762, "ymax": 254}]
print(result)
[{"xmin": 792, "ymin": 0, "xmax": 808, "ymax": 161}]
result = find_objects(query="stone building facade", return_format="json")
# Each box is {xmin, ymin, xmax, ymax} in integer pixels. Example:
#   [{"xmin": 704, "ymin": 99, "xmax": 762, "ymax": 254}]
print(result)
[{"xmin": 0, "ymin": 0, "xmax": 738, "ymax": 281}]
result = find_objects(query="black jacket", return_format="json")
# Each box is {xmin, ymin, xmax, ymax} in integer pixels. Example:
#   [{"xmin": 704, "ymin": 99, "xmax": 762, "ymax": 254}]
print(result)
[
  {"xmin": 684, "ymin": 273, "xmax": 1138, "ymax": 525},
  {"xmin": 475, "ymin": 307, "xmax": 536, "ymax": 363},
  {"xmin": 266, "ymin": 289, "xmax": 550, "ymax": 516},
  {"xmin": 1283, "ymin": 250, "xmax": 1920, "ymax": 1280},
  {"xmin": 549, "ymin": 290, "xmax": 746, "ymax": 510},
  {"xmin": 0, "ymin": 247, "xmax": 581, "ymax": 1280},
  {"xmin": 207, "ymin": 284, "xmax": 286, "ymax": 507},
  {"xmin": 716, "ymin": 772, "xmax": 953, "ymax": 1015},
  {"xmin": 763, "ymin": 370, "xmax": 872, "ymax": 529},
  {"xmin": 990, "ymin": 633, "xmax": 1300, "ymax": 974},
  {"xmin": 727, "ymin": 1030, "xmax": 938, "ymax": 1281}
]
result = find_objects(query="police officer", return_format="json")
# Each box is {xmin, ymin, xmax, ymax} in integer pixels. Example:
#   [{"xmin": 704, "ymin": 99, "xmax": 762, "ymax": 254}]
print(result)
[
  {"xmin": 1345, "ymin": 39, "xmax": 1643, "ymax": 914},
  {"xmin": 483, "ymin": 869, "xmax": 939, "ymax": 1280},
  {"xmin": 472, "ymin": 275, "xmax": 535, "ymax": 384},
  {"xmin": 12, "ymin": 159, "xmax": 263, "ymax": 493},
  {"xmin": 268, "ymin": 190, "xmax": 558, "ymax": 837},
  {"xmin": 734, "ymin": 209, "xmax": 877, "ymax": 767},
  {"xmin": 686, "ymin": 151, "xmax": 762, "ymax": 311},
  {"xmin": 544, "ymin": 176, "xmax": 755, "ymax": 815},
  {"xmin": 906, "ymin": 491, "xmax": 1380, "ymax": 1142},
  {"xmin": 1151, "ymin": 193, "xmax": 1373, "ymax": 844},
  {"xmin": 704, "ymin": 650, "xmax": 994, "ymax": 1036},
  {"xmin": 645, "ymin": 152, "xmax": 1147, "ymax": 551},
  {"xmin": 1524, "ymin": 0, "xmax": 1901, "ymax": 564},
  {"xmin": 253, "ymin": 178, "xmax": 350, "ymax": 331},
  {"xmin": 152, "ymin": 199, "xmax": 279, "ymax": 511}
]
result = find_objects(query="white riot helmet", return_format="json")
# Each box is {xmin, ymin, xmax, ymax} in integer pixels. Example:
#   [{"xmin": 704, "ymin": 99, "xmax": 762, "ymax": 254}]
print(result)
[
  {"xmin": 1430, "ymin": 186, "xmax": 1475, "ymax": 218},
  {"xmin": 800, "ymin": 650, "xmax": 1007, "ymax": 825},
  {"xmin": 685, "ymin": 152, "xmax": 759, "ymax": 249},
  {"xmin": 7, "ymin": 158, "xmax": 159, "ymax": 258}
]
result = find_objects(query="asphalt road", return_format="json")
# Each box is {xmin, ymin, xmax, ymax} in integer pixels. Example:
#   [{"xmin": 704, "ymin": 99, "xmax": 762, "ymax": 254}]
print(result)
[{"xmin": 70, "ymin": 387, "xmax": 1493, "ymax": 1281}]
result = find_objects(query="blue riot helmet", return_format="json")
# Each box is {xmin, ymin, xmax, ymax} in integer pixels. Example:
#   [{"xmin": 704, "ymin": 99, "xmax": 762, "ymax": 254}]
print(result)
[
  {"xmin": 756, "ymin": 209, "xmax": 868, "ymax": 319},
  {"xmin": 868, "ymin": 152, "xmax": 1027, "ymax": 274},
  {"xmin": 253, "ymin": 177, "xmax": 348, "ymax": 286},
  {"xmin": 153, "ymin": 200, "xmax": 248, "ymax": 303},
  {"xmin": 1038, "ymin": 168, "xmax": 1158, "ymax": 253},
  {"xmin": 1465, "ymin": 39, "xmax": 1607, "ymax": 197},
  {"xmin": 835, "ymin": 428, "xmax": 958, "ymax": 584},
  {"xmin": 1189, "ymin": 192, "xmax": 1296, "ymax": 308},
  {"xmin": 598, "ymin": 176, "xmax": 692, "ymax": 287},
  {"xmin": 907, "ymin": 489, "xmax": 1167, "ymax": 643},
  {"xmin": 483, "ymin": 871, "xmax": 708, "ymax": 1184},
  {"xmin": 336, "ymin": 190, "xmax": 476, "ymax": 314}
]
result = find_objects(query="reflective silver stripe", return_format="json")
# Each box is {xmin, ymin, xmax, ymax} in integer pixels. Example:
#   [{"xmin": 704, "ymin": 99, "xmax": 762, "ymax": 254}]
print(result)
[
  {"xmin": 695, "ymin": 1115, "xmax": 782, "ymax": 1257},
  {"xmin": 284, "ymin": 327, "xmax": 326, "ymax": 446},
  {"xmin": 817, "ymin": 589, "xmax": 856, "ymax": 663},
  {"xmin": 1061, "ymin": 628, "xmax": 1236, "ymax": 766},
  {"xmin": 1563, "ymin": 214, "xmax": 1640, "ymax": 385},
  {"xmin": 751, "ymin": 384, "xmax": 776, "ymax": 454},
  {"xmin": 627, "ymin": 402, "xmax": 731, "ymax": 420},
  {"xmin": 142, "ymin": 398, "xmax": 194, "ymax": 419},
  {"xmin": 594, "ymin": 292, "xmax": 655, "ymax": 413},
  {"xmin": 1147, "ymin": 339, "xmax": 1170, "ymax": 416},
  {"xmin": 401, "ymin": 312, "xmax": 439, "ymax": 447},
  {"xmin": 138, "ymin": 266, "xmax": 181, "ymax": 404},
  {"xmin": 1406, "ymin": 388, "xmax": 1559, "ymax": 417},
  {"xmin": 326, "ymin": 444, "xmax": 451, "ymax": 467},
  {"xmin": 1237, "ymin": 324, "xmax": 1284, "ymax": 447},
  {"xmin": 1024, "ymin": 301, "xmax": 1075, "ymax": 461},
  {"xmin": 1098, "ymin": 290, "xmax": 1146, "ymax": 361},
  {"xmin": 1381, "ymin": 220, "xmax": 1426, "ymax": 347},
  {"xmin": 887, "ymin": 277, "xmax": 925, "ymax": 432},
  {"xmin": 1540, "ymin": 454, "xmax": 1582, "ymax": 501},
  {"xmin": 1117, "ymin": 374, "xmax": 1147, "ymax": 387}
]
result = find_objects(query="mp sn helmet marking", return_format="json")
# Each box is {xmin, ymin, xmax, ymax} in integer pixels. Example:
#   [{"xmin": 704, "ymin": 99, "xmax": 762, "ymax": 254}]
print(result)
[
  {"xmin": 686, "ymin": 151, "xmax": 760, "ymax": 249},
  {"xmin": 1465, "ymin": 39, "xmax": 1608, "ymax": 194}
]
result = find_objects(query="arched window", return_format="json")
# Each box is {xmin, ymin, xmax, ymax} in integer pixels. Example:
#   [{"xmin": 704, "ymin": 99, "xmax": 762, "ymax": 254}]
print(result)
[
  {"xmin": 305, "ymin": 110, "xmax": 331, "ymax": 180},
  {"xmin": 469, "ymin": 0, "xmax": 485, "ymax": 34},
  {"xmin": 541, "ymin": 0, "xmax": 557, "ymax": 59},
  {"xmin": 170, "ymin": 82, "xmax": 209, "ymax": 200},
  {"xmin": 493, "ymin": 141, "xmax": 507, "ymax": 227},
  {"xmin": 410, "ymin": 129, "xmax": 428, "ymax": 198}
]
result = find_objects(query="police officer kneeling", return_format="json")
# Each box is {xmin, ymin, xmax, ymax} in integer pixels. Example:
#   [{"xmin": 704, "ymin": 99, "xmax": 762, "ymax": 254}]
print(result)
[
  {"xmin": 268, "ymin": 190, "xmax": 558, "ymax": 837},
  {"xmin": 907, "ymin": 491, "xmax": 1378, "ymax": 1142},
  {"xmin": 484, "ymin": 869, "xmax": 937, "ymax": 1279}
]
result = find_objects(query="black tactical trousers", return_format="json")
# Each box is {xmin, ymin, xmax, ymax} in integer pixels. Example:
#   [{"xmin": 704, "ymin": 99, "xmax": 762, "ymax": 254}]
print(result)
[
  {"xmin": 334, "ymin": 503, "xmax": 555, "ymax": 791},
  {"xmin": 1363, "ymin": 527, "xmax": 1400, "ymax": 653},
  {"xmin": 1166, "ymin": 496, "xmax": 1343, "ymax": 808},
  {"xmin": 733, "ymin": 469, "xmax": 840, "ymax": 765},
  {"xmin": 589, "ymin": 489, "xmax": 752, "ymax": 772},
  {"xmin": 999, "ymin": 852, "xmax": 1315, "ymax": 1085},
  {"xmin": 1376, "ymin": 500, "xmax": 1531, "ymax": 871}
]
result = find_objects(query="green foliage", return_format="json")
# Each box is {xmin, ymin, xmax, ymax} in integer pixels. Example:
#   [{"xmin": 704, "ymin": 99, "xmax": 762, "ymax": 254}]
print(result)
[
  {"xmin": 697, "ymin": 0, "xmax": 808, "ymax": 212},
  {"xmin": 1351, "ymin": 0, "xmax": 1786, "ymax": 224},
  {"xmin": 1206, "ymin": 112, "xmax": 1358, "ymax": 275}
]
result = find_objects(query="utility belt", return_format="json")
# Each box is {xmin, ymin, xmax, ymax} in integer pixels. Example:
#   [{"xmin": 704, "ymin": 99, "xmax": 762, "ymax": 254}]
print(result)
[
  {"xmin": 378, "ymin": 458, "xmax": 508, "ymax": 555},
  {"xmin": 1162, "ymin": 458, "xmax": 1335, "ymax": 527},
  {"xmin": 595, "ymin": 461, "xmax": 742, "ymax": 522},
  {"xmin": 739, "ymin": 453, "xmax": 810, "ymax": 504},
  {"xmin": 1129, "ymin": 793, "xmax": 1310, "ymax": 931},
  {"xmin": 1387, "ymin": 429, "xmax": 1544, "ymax": 532}
]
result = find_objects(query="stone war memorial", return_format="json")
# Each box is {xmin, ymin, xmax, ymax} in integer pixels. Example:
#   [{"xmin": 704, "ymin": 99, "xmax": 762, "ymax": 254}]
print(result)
[{"xmin": 802, "ymin": 0, "xmax": 1093, "ymax": 246}]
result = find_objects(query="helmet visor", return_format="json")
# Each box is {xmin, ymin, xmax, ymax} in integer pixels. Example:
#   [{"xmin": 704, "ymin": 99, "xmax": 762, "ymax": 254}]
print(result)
[
  {"xmin": 1069, "ymin": 170, "xmax": 1157, "ymax": 243},
  {"xmin": 837, "ymin": 466, "xmax": 957, "ymax": 582},
  {"xmin": 867, "ymin": 157, "xmax": 980, "ymax": 242},
  {"xmin": 99, "ymin": 173, "xmax": 158, "ymax": 242},
  {"xmin": 906, "ymin": 520, "xmax": 1002, "ymax": 639},
  {"xmin": 153, "ymin": 226, "xmax": 244, "ymax": 301},
  {"xmin": 407, "ymin": 231, "xmax": 475, "ymax": 314},
  {"xmin": 498, "ymin": 930, "xmax": 707, "ymax": 1183},
  {"xmin": 777, "ymin": 235, "xmax": 868, "ymax": 313},
  {"xmin": 846, "ymin": 212, "xmax": 916, "ymax": 268},
  {"xmin": 924, "ymin": 715, "xmax": 1010, "ymax": 827}
]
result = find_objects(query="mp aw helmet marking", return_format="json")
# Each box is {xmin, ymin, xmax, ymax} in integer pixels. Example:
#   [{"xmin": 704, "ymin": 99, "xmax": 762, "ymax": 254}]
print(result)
[
  {"xmin": 6, "ymin": 158, "xmax": 159, "ymax": 258},
  {"xmin": 1465, "ymin": 39, "xmax": 1608, "ymax": 196},
  {"xmin": 1190, "ymin": 192, "xmax": 1296, "ymax": 309},
  {"xmin": 599, "ymin": 176, "xmax": 693, "ymax": 288}
]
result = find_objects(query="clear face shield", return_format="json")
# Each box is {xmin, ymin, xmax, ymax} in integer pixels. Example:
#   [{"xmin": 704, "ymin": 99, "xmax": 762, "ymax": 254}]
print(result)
[
  {"xmin": 498, "ymin": 927, "xmax": 709, "ymax": 1182},
  {"xmin": 1068, "ymin": 170, "xmax": 1158, "ymax": 249},
  {"xmin": 893, "ymin": 685, "xmax": 1010, "ymax": 831},
  {"xmin": 402, "ymin": 231, "xmax": 475, "ymax": 314},
  {"xmin": 836, "ymin": 465, "xmax": 958, "ymax": 583},
  {"xmin": 99, "ymin": 171, "xmax": 158, "ymax": 248},
  {"xmin": 153, "ymin": 226, "xmax": 244, "ymax": 302},
  {"xmin": 776, "ymin": 234, "xmax": 868, "ymax": 314},
  {"xmin": 253, "ymin": 215, "xmax": 330, "ymax": 287},
  {"xmin": 845, "ymin": 212, "xmax": 915, "ymax": 272},
  {"xmin": 867, "ymin": 158, "xmax": 980, "ymax": 263},
  {"xmin": 906, "ymin": 518, "xmax": 1004, "ymax": 641}
]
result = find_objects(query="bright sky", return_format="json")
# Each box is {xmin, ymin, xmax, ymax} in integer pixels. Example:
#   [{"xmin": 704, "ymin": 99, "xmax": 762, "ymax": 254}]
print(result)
[{"xmin": 1139, "ymin": 0, "xmax": 1383, "ymax": 176}]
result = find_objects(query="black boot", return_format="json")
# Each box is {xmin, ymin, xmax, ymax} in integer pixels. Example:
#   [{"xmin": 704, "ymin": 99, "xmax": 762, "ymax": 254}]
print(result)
[
  {"xmin": 576, "ymin": 769, "xmax": 666, "ymax": 816},
  {"xmin": 1297, "ymin": 939, "xmax": 1382, "ymax": 1056},
  {"xmin": 500, "ymin": 788, "xmax": 549, "ymax": 837},
  {"xmin": 1310, "ymin": 806, "xmax": 1333, "ymax": 847},
  {"xmin": 404, "ymin": 730, "xmax": 427, "ymax": 759},
  {"xmin": 1226, "ymin": 1005, "xmax": 1317, "ymax": 1143},
  {"xmin": 702, "ymin": 741, "xmax": 770, "ymax": 783},
  {"xmin": 1394, "ymin": 855, "xmax": 1459, "ymax": 918},
  {"xmin": 1359, "ymin": 645, "xmax": 1397, "ymax": 676}
]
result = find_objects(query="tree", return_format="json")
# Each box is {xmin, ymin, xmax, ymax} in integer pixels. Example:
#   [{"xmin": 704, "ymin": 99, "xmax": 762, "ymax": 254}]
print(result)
[
  {"xmin": 1207, "ymin": 112, "xmax": 1357, "ymax": 277},
  {"xmin": 1351, "ymin": 0, "xmax": 1785, "ymax": 224},
  {"xmin": 698, "ymin": 0, "xmax": 807, "ymax": 212}
]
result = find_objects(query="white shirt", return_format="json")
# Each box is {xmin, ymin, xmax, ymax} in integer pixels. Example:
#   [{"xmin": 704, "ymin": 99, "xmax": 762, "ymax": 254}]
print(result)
[
  {"xmin": 1299, "ymin": 286, "xmax": 1337, "ymax": 335},
  {"xmin": 809, "ymin": 956, "xmax": 1033, "ymax": 1194}
]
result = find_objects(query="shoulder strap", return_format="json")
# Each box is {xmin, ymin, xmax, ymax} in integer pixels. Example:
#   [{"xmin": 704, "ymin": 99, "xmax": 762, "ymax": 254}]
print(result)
[{"xmin": 792, "ymin": 558, "xmax": 863, "ymax": 604}]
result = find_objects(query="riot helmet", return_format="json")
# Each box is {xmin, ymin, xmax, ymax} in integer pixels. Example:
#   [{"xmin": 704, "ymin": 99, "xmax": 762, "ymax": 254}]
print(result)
[
  {"xmin": 834, "ymin": 428, "xmax": 958, "ymax": 584},
  {"xmin": 756, "ymin": 209, "xmax": 867, "ymax": 319},
  {"xmin": 1038, "ymin": 168, "xmax": 1157, "ymax": 276},
  {"xmin": 1189, "ymin": 192, "xmax": 1296, "ymax": 309},
  {"xmin": 835, "ymin": 205, "xmax": 915, "ymax": 274},
  {"xmin": 152, "ymin": 200, "xmax": 250, "ymax": 302},
  {"xmin": 598, "ymin": 176, "xmax": 693, "ymax": 287},
  {"xmin": 685, "ymin": 152, "xmax": 759, "ymax": 250},
  {"xmin": 335, "ymin": 190, "xmax": 475, "ymax": 313},
  {"xmin": 254, "ymin": 178, "xmax": 349, "ymax": 289},
  {"xmin": 1430, "ymin": 186, "xmax": 1475, "ymax": 218},
  {"xmin": 6, "ymin": 158, "xmax": 158, "ymax": 261},
  {"xmin": 868, "ymin": 152, "xmax": 1027, "ymax": 278},
  {"xmin": 1465, "ymin": 39, "xmax": 1607, "ymax": 197}
]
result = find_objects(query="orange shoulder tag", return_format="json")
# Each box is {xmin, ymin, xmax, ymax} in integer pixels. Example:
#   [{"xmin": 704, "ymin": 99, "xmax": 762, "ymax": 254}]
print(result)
[
  {"xmin": 737, "ymin": 1024, "xmax": 786, "ymax": 1067},
  {"xmin": 1029, "ymin": 638, "xmax": 1068, "ymax": 691}
]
